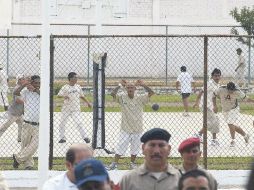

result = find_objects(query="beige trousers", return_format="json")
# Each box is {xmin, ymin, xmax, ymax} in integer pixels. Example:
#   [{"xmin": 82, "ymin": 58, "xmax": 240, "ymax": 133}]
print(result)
[
  {"xmin": 15, "ymin": 123, "xmax": 39, "ymax": 168},
  {"xmin": 0, "ymin": 115, "xmax": 23, "ymax": 141}
]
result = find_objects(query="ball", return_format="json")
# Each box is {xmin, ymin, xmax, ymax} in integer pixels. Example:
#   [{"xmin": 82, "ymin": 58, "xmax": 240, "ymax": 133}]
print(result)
[{"xmin": 152, "ymin": 103, "xmax": 159, "ymax": 111}]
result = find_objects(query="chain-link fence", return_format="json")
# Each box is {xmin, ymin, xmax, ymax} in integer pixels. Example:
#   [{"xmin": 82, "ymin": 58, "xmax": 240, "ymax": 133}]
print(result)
[{"xmin": 0, "ymin": 35, "xmax": 253, "ymax": 171}]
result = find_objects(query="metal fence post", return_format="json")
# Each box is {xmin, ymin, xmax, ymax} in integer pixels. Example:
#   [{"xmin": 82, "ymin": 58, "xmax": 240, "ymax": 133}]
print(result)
[
  {"xmin": 203, "ymin": 36, "xmax": 208, "ymax": 169},
  {"xmin": 49, "ymin": 36, "xmax": 54, "ymax": 169},
  {"xmin": 87, "ymin": 25, "xmax": 91, "ymax": 85},
  {"xmin": 6, "ymin": 29, "xmax": 9, "ymax": 76},
  {"xmin": 165, "ymin": 26, "xmax": 168, "ymax": 85},
  {"xmin": 247, "ymin": 37, "xmax": 251, "ymax": 85}
]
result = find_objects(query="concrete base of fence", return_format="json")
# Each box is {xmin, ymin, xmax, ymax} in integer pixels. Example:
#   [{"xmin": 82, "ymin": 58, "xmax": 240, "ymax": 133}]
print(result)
[{"xmin": 2, "ymin": 170, "xmax": 250, "ymax": 189}]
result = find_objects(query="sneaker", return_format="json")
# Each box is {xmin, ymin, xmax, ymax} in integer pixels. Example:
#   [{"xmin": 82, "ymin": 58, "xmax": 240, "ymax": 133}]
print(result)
[
  {"xmin": 244, "ymin": 134, "xmax": 250, "ymax": 144},
  {"xmin": 230, "ymin": 140, "xmax": 235, "ymax": 147},
  {"xmin": 183, "ymin": 112, "xmax": 190, "ymax": 117},
  {"xmin": 13, "ymin": 154, "xmax": 19, "ymax": 169},
  {"xmin": 84, "ymin": 137, "xmax": 91, "ymax": 143},
  {"xmin": 210, "ymin": 139, "xmax": 219, "ymax": 146},
  {"xmin": 17, "ymin": 138, "xmax": 21, "ymax": 143},
  {"xmin": 107, "ymin": 162, "xmax": 118, "ymax": 170},
  {"xmin": 58, "ymin": 139, "xmax": 66, "ymax": 143},
  {"xmin": 130, "ymin": 162, "xmax": 137, "ymax": 169}
]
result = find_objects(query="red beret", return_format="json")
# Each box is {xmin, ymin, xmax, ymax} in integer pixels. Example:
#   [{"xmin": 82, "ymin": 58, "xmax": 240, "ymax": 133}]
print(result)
[{"xmin": 178, "ymin": 138, "xmax": 200, "ymax": 153}]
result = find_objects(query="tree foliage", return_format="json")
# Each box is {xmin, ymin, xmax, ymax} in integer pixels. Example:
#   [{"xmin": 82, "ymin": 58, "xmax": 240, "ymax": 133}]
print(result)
[{"xmin": 230, "ymin": 6, "xmax": 254, "ymax": 47}]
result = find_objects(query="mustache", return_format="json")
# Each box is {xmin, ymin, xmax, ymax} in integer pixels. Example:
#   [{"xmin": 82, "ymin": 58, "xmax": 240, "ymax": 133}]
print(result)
[{"xmin": 151, "ymin": 154, "xmax": 162, "ymax": 159}]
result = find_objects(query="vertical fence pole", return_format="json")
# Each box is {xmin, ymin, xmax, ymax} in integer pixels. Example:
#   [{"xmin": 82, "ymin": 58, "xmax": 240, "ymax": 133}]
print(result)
[
  {"xmin": 49, "ymin": 36, "xmax": 54, "ymax": 169},
  {"xmin": 87, "ymin": 25, "xmax": 91, "ymax": 85},
  {"xmin": 6, "ymin": 29, "xmax": 9, "ymax": 76},
  {"xmin": 203, "ymin": 36, "xmax": 208, "ymax": 169},
  {"xmin": 247, "ymin": 37, "xmax": 251, "ymax": 86},
  {"xmin": 165, "ymin": 26, "xmax": 168, "ymax": 85}
]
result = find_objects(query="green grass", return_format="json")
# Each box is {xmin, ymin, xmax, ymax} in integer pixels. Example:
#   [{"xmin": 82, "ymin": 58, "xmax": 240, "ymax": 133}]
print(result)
[{"xmin": 0, "ymin": 157, "xmax": 252, "ymax": 170}]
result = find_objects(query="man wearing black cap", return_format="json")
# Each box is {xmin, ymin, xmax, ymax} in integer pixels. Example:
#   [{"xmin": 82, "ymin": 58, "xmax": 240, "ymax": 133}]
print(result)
[
  {"xmin": 119, "ymin": 128, "xmax": 181, "ymax": 190},
  {"xmin": 178, "ymin": 138, "xmax": 217, "ymax": 190},
  {"xmin": 213, "ymin": 82, "xmax": 254, "ymax": 147}
]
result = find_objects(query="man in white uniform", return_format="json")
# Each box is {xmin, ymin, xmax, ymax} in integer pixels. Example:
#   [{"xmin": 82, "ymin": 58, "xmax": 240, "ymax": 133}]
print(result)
[
  {"xmin": 176, "ymin": 66, "xmax": 195, "ymax": 116},
  {"xmin": 13, "ymin": 75, "xmax": 40, "ymax": 170},
  {"xmin": 107, "ymin": 79, "xmax": 154, "ymax": 170},
  {"xmin": 58, "ymin": 72, "xmax": 92, "ymax": 143},
  {"xmin": 193, "ymin": 68, "xmax": 221, "ymax": 146},
  {"xmin": 213, "ymin": 82, "xmax": 254, "ymax": 147},
  {"xmin": 0, "ymin": 63, "xmax": 9, "ymax": 111},
  {"xmin": 42, "ymin": 143, "xmax": 93, "ymax": 190},
  {"xmin": 0, "ymin": 74, "xmax": 25, "ymax": 142},
  {"xmin": 234, "ymin": 48, "xmax": 246, "ymax": 87}
]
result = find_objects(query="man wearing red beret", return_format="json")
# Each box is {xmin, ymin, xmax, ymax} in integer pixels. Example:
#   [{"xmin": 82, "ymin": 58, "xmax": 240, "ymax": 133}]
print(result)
[{"xmin": 178, "ymin": 138, "xmax": 217, "ymax": 190}]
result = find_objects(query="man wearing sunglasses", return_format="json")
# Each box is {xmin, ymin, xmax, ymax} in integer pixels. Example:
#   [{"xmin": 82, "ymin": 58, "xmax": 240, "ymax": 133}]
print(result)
[{"xmin": 178, "ymin": 138, "xmax": 217, "ymax": 190}]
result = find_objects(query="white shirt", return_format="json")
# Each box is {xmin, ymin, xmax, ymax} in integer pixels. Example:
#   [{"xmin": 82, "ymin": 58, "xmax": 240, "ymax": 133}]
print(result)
[
  {"xmin": 177, "ymin": 72, "xmax": 194, "ymax": 93},
  {"xmin": 21, "ymin": 88, "xmax": 40, "ymax": 123},
  {"xmin": 58, "ymin": 84, "xmax": 84, "ymax": 112},
  {"xmin": 0, "ymin": 70, "xmax": 8, "ymax": 92},
  {"xmin": 237, "ymin": 54, "xmax": 245, "ymax": 74},
  {"xmin": 199, "ymin": 79, "xmax": 220, "ymax": 110},
  {"xmin": 42, "ymin": 172, "xmax": 77, "ymax": 190}
]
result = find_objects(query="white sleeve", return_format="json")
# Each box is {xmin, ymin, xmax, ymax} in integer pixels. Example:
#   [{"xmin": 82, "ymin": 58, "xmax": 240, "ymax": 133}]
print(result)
[
  {"xmin": 20, "ymin": 89, "xmax": 27, "ymax": 101},
  {"xmin": 79, "ymin": 85, "xmax": 85, "ymax": 97},
  {"xmin": 58, "ymin": 85, "xmax": 66, "ymax": 96}
]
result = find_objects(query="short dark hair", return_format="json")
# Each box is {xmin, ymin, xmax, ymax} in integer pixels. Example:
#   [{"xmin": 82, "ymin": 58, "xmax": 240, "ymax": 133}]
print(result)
[
  {"xmin": 236, "ymin": 48, "xmax": 242, "ymax": 52},
  {"xmin": 68, "ymin": 72, "xmax": 77, "ymax": 81},
  {"xmin": 31, "ymin": 75, "xmax": 40, "ymax": 81},
  {"xmin": 227, "ymin": 82, "xmax": 236, "ymax": 91},
  {"xmin": 180, "ymin": 66, "xmax": 187, "ymax": 72},
  {"xmin": 66, "ymin": 148, "xmax": 76, "ymax": 164},
  {"xmin": 178, "ymin": 169, "xmax": 210, "ymax": 190},
  {"xmin": 211, "ymin": 68, "xmax": 221, "ymax": 76}
]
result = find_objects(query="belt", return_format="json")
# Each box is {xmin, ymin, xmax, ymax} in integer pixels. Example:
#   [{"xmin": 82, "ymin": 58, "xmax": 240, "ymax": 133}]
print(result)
[{"xmin": 24, "ymin": 120, "xmax": 39, "ymax": 126}]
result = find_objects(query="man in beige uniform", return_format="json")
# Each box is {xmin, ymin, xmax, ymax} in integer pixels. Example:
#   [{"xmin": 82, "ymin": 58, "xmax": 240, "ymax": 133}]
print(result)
[
  {"xmin": 120, "ymin": 128, "xmax": 181, "ymax": 190},
  {"xmin": 178, "ymin": 138, "xmax": 217, "ymax": 190},
  {"xmin": 107, "ymin": 79, "xmax": 154, "ymax": 170},
  {"xmin": 234, "ymin": 48, "xmax": 246, "ymax": 87},
  {"xmin": 13, "ymin": 75, "xmax": 40, "ymax": 170},
  {"xmin": 213, "ymin": 82, "xmax": 254, "ymax": 147}
]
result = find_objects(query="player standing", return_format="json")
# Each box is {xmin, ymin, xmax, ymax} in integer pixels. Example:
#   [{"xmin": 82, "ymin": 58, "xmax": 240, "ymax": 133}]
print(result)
[
  {"xmin": 193, "ymin": 68, "xmax": 221, "ymax": 146},
  {"xmin": 176, "ymin": 66, "xmax": 195, "ymax": 116},
  {"xmin": 107, "ymin": 79, "xmax": 154, "ymax": 170},
  {"xmin": 58, "ymin": 72, "xmax": 92, "ymax": 143},
  {"xmin": 234, "ymin": 48, "xmax": 246, "ymax": 87}
]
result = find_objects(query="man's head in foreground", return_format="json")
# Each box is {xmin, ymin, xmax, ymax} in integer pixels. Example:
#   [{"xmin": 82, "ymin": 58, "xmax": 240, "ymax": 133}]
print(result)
[
  {"xmin": 75, "ymin": 159, "xmax": 112, "ymax": 190},
  {"xmin": 178, "ymin": 169, "xmax": 210, "ymax": 190}
]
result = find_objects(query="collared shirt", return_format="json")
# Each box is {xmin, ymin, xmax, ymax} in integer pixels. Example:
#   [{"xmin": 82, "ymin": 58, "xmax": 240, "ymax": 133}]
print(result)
[
  {"xmin": 0, "ymin": 70, "xmax": 8, "ymax": 92},
  {"xmin": 120, "ymin": 163, "xmax": 181, "ymax": 190},
  {"xmin": 21, "ymin": 88, "xmax": 40, "ymax": 123},
  {"xmin": 58, "ymin": 84, "xmax": 84, "ymax": 112},
  {"xmin": 8, "ymin": 85, "xmax": 24, "ymax": 116},
  {"xmin": 200, "ymin": 79, "xmax": 220, "ymax": 110},
  {"xmin": 237, "ymin": 54, "xmax": 245, "ymax": 74},
  {"xmin": 213, "ymin": 86, "xmax": 246, "ymax": 112},
  {"xmin": 116, "ymin": 94, "xmax": 149, "ymax": 133},
  {"xmin": 42, "ymin": 172, "xmax": 77, "ymax": 190},
  {"xmin": 178, "ymin": 164, "xmax": 218, "ymax": 190},
  {"xmin": 0, "ymin": 172, "xmax": 9, "ymax": 190},
  {"xmin": 177, "ymin": 72, "xmax": 194, "ymax": 93}
]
